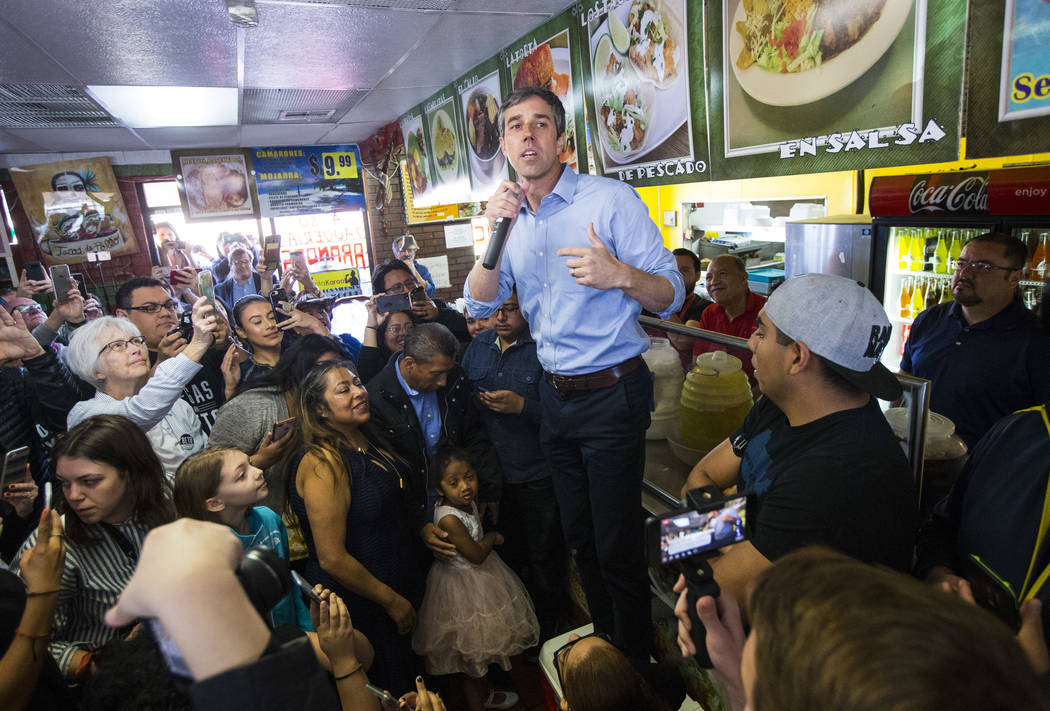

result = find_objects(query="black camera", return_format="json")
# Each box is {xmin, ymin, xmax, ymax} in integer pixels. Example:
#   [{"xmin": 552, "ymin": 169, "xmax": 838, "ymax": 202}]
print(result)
[
  {"xmin": 646, "ymin": 486, "xmax": 751, "ymax": 668},
  {"xmin": 152, "ymin": 547, "xmax": 295, "ymax": 677}
]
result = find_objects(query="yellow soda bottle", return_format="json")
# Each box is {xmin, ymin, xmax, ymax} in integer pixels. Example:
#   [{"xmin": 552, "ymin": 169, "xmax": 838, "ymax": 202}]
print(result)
[
  {"xmin": 933, "ymin": 232, "xmax": 949, "ymax": 274},
  {"xmin": 899, "ymin": 277, "xmax": 912, "ymax": 319},
  {"xmin": 910, "ymin": 276, "xmax": 926, "ymax": 317},
  {"xmin": 909, "ymin": 228, "xmax": 926, "ymax": 271},
  {"xmin": 897, "ymin": 228, "xmax": 911, "ymax": 270},
  {"xmin": 948, "ymin": 230, "xmax": 963, "ymax": 269}
]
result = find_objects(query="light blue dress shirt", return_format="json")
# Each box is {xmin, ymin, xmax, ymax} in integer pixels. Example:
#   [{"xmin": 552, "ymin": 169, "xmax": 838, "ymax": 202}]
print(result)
[
  {"xmin": 394, "ymin": 354, "xmax": 442, "ymax": 454},
  {"xmin": 464, "ymin": 165, "xmax": 684, "ymax": 376},
  {"xmin": 232, "ymin": 277, "xmax": 257, "ymax": 306}
]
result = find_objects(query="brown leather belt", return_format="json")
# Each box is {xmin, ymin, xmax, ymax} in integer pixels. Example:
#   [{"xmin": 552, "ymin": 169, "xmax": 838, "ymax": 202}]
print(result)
[{"xmin": 544, "ymin": 356, "xmax": 643, "ymax": 393}]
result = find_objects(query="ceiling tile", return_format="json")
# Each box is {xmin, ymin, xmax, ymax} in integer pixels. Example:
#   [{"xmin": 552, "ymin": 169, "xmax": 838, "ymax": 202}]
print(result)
[
  {"xmin": 3, "ymin": 0, "xmax": 237, "ymax": 86},
  {"xmin": 0, "ymin": 22, "xmax": 78, "ymax": 84},
  {"xmin": 135, "ymin": 126, "xmax": 242, "ymax": 149},
  {"xmin": 380, "ymin": 12, "xmax": 547, "ymax": 89},
  {"xmin": 0, "ymin": 129, "xmax": 45, "ymax": 153},
  {"xmin": 244, "ymin": 4, "xmax": 441, "ymax": 89},
  {"xmin": 340, "ymin": 86, "xmax": 444, "ymax": 124},
  {"xmin": 449, "ymin": 0, "xmax": 574, "ymax": 13},
  {"xmin": 321, "ymin": 122, "xmax": 389, "ymax": 145},
  {"xmin": 4, "ymin": 127, "xmax": 150, "ymax": 152},
  {"xmin": 239, "ymin": 124, "xmax": 334, "ymax": 146}
]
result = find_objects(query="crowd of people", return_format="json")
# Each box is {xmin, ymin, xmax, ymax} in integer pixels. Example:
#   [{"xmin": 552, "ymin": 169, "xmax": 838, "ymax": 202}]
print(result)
[{"xmin": 0, "ymin": 85, "xmax": 1049, "ymax": 711}]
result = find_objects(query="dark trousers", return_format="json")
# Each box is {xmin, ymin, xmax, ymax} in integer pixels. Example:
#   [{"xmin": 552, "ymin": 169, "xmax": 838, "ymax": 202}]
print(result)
[
  {"xmin": 500, "ymin": 477, "xmax": 567, "ymax": 643},
  {"xmin": 539, "ymin": 364, "xmax": 652, "ymax": 660}
]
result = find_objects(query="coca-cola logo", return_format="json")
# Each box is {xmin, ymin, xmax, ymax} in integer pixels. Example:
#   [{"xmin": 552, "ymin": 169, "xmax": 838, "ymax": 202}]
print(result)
[{"xmin": 908, "ymin": 175, "xmax": 989, "ymax": 214}]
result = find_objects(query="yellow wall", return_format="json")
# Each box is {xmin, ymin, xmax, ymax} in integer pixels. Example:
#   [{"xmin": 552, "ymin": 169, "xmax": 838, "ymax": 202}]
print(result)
[
  {"xmin": 638, "ymin": 144, "xmax": 1050, "ymax": 249},
  {"xmin": 638, "ymin": 171, "xmax": 858, "ymax": 248}
]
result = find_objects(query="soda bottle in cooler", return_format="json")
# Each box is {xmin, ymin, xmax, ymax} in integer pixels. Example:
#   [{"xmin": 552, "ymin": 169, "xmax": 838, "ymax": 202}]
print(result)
[
  {"xmin": 948, "ymin": 229, "xmax": 963, "ymax": 271},
  {"xmin": 897, "ymin": 228, "xmax": 911, "ymax": 270},
  {"xmin": 926, "ymin": 279, "xmax": 940, "ymax": 310},
  {"xmin": 1020, "ymin": 231, "xmax": 1033, "ymax": 277},
  {"xmin": 909, "ymin": 228, "xmax": 925, "ymax": 271},
  {"xmin": 933, "ymin": 231, "xmax": 949, "ymax": 274},
  {"xmin": 1033, "ymin": 232, "xmax": 1048, "ymax": 281},
  {"xmin": 899, "ymin": 323, "xmax": 911, "ymax": 358},
  {"xmin": 910, "ymin": 276, "xmax": 926, "ymax": 317},
  {"xmin": 899, "ymin": 277, "xmax": 912, "ymax": 319},
  {"xmin": 939, "ymin": 277, "xmax": 953, "ymax": 303}
]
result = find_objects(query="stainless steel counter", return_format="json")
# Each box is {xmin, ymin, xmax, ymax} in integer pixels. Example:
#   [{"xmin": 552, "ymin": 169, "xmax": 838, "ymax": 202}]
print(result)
[{"xmin": 642, "ymin": 439, "xmax": 693, "ymax": 515}]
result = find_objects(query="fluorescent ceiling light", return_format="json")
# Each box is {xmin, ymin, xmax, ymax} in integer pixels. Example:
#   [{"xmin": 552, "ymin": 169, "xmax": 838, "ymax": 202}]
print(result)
[{"xmin": 86, "ymin": 86, "xmax": 238, "ymax": 128}]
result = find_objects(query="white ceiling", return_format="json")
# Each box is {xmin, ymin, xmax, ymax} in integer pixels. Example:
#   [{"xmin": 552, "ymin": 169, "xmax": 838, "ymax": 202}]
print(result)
[{"xmin": 0, "ymin": 0, "xmax": 575, "ymax": 157}]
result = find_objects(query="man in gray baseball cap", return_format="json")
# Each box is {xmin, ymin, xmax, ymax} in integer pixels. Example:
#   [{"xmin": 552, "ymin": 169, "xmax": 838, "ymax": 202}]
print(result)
[{"xmin": 673, "ymin": 274, "xmax": 917, "ymax": 656}]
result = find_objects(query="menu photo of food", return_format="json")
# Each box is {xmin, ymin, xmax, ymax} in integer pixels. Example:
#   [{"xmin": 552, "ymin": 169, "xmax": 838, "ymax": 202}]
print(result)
[
  {"xmin": 174, "ymin": 152, "xmax": 257, "ymax": 221},
  {"xmin": 722, "ymin": 0, "xmax": 919, "ymax": 155},
  {"xmin": 400, "ymin": 113, "xmax": 432, "ymax": 203},
  {"xmin": 586, "ymin": 0, "xmax": 691, "ymax": 172},
  {"xmin": 460, "ymin": 70, "xmax": 508, "ymax": 199},
  {"xmin": 511, "ymin": 29, "xmax": 578, "ymax": 171}
]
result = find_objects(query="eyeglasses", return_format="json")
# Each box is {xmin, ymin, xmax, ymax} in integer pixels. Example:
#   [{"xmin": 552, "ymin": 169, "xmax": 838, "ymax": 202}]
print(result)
[
  {"xmin": 15, "ymin": 304, "xmax": 44, "ymax": 314},
  {"xmin": 384, "ymin": 278, "xmax": 418, "ymax": 294},
  {"xmin": 493, "ymin": 305, "xmax": 520, "ymax": 318},
  {"xmin": 98, "ymin": 336, "xmax": 147, "ymax": 356},
  {"xmin": 128, "ymin": 300, "xmax": 180, "ymax": 315},
  {"xmin": 953, "ymin": 259, "xmax": 1021, "ymax": 274},
  {"xmin": 232, "ymin": 258, "xmax": 253, "ymax": 267},
  {"xmin": 387, "ymin": 324, "xmax": 414, "ymax": 335},
  {"xmin": 554, "ymin": 631, "xmax": 611, "ymax": 692}
]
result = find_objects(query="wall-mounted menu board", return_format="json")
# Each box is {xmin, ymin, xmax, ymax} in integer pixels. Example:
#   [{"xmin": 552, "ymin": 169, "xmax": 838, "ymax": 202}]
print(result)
[
  {"xmin": 965, "ymin": 0, "xmax": 1050, "ymax": 158},
  {"xmin": 705, "ymin": 0, "xmax": 966, "ymax": 179},
  {"xmin": 579, "ymin": 0, "xmax": 709, "ymax": 187},
  {"xmin": 395, "ymin": 0, "xmax": 973, "ymax": 199}
]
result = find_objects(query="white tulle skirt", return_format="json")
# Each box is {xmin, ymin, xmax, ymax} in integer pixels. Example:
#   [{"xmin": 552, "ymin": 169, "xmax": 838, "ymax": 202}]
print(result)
[{"xmin": 412, "ymin": 551, "xmax": 539, "ymax": 677}]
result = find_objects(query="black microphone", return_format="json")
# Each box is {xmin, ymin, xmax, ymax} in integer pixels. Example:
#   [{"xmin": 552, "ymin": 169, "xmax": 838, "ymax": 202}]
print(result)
[
  {"xmin": 482, "ymin": 182, "xmax": 521, "ymax": 270},
  {"xmin": 482, "ymin": 217, "xmax": 512, "ymax": 270}
]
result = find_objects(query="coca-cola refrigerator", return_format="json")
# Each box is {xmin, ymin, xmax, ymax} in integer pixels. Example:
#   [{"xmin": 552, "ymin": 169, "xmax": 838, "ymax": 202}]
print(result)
[{"xmin": 868, "ymin": 167, "xmax": 1050, "ymax": 371}]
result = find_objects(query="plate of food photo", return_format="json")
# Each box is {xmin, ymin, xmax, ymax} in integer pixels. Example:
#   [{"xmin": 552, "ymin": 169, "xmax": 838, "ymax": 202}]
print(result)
[
  {"xmin": 728, "ymin": 0, "xmax": 913, "ymax": 107},
  {"xmin": 590, "ymin": 0, "xmax": 687, "ymax": 165},
  {"xmin": 464, "ymin": 88, "xmax": 504, "ymax": 177},
  {"xmin": 430, "ymin": 109, "xmax": 460, "ymax": 182}
]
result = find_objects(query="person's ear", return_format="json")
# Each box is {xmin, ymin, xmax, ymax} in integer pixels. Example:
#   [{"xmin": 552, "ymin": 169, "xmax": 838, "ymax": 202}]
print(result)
[
  {"xmin": 205, "ymin": 496, "xmax": 225, "ymax": 513},
  {"xmin": 791, "ymin": 341, "xmax": 812, "ymax": 375},
  {"xmin": 114, "ymin": 308, "xmax": 129, "ymax": 319}
]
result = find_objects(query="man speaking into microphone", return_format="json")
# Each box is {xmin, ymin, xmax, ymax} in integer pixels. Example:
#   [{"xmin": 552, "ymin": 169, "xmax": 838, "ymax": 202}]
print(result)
[{"xmin": 464, "ymin": 86, "xmax": 684, "ymax": 662}]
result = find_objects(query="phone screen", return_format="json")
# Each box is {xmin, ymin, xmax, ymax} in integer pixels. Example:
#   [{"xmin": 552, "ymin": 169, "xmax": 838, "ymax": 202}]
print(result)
[
  {"xmin": 71, "ymin": 273, "xmax": 89, "ymax": 299},
  {"xmin": 271, "ymin": 417, "xmax": 296, "ymax": 441},
  {"xmin": 50, "ymin": 265, "xmax": 73, "ymax": 302},
  {"xmin": 24, "ymin": 261, "xmax": 46, "ymax": 282},
  {"xmin": 964, "ymin": 555, "xmax": 1021, "ymax": 631},
  {"xmin": 376, "ymin": 292, "xmax": 412, "ymax": 314},
  {"xmin": 263, "ymin": 235, "xmax": 281, "ymax": 271},
  {"xmin": 291, "ymin": 570, "xmax": 322, "ymax": 604},
  {"xmin": 0, "ymin": 446, "xmax": 31, "ymax": 491},
  {"xmin": 651, "ymin": 494, "xmax": 749, "ymax": 564},
  {"xmin": 198, "ymin": 271, "xmax": 216, "ymax": 313}
]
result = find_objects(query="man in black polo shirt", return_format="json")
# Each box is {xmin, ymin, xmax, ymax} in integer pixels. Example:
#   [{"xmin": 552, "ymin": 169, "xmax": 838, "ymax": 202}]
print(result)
[
  {"xmin": 114, "ymin": 277, "xmax": 231, "ymax": 434},
  {"xmin": 901, "ymin": 232, "xmax": 1050, "ymax": 448}
]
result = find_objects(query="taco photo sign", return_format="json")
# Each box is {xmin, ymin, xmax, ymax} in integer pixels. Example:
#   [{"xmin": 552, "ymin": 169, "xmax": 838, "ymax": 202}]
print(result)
[{"xmin": 9, "ymin": 157, "xmax": 138, "ymax": 265}]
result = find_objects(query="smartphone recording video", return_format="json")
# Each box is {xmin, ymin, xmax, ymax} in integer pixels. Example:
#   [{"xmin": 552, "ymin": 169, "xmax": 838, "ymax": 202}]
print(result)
[
  {"xmin": 650, "ymin": 494, "xmax": 749, "ymax": 565},
  {"xmin": 376, "ymin": 292, "xmax": 412, "ymax": 314}
]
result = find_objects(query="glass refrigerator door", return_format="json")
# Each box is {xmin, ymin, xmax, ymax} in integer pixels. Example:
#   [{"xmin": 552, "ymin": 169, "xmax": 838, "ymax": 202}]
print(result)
[
  {"xmin": 1010, "ymin": 225, "xmax": 1048, "ymax": 312},
  {"xmin": 881, "ymin": 224, "xmax": 993, "ymax": 372}
]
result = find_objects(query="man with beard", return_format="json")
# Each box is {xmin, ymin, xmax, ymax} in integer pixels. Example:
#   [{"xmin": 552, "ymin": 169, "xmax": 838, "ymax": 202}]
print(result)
[{"xmin": 901, "ymin": 232, "xmax": 1050, "ymax": 448}]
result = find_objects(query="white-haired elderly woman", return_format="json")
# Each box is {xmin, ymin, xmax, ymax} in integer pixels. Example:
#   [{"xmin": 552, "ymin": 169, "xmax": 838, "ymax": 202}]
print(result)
[{"xmin": 65, "ymin": 296, "xmax": 218, "ymax": 479}]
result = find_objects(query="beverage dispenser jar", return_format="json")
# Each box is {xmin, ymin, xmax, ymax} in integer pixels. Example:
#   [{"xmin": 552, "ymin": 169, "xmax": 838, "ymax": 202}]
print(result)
[
  {"xmin": 679, "ymin": 351, "xmax": 754, "ymax": 452},
  {"xmin": 642, "ymin": 338, "xmax": 684, "ymax": 439},
  {"xmin": 884, "ymin": 408, "xmax": 968, "ymax": 516}
]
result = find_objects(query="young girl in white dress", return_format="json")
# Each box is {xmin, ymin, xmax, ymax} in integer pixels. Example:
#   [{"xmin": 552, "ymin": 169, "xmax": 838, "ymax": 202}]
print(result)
[{"xmin": 412, "ymin": 448, "xmax": 539, "ymax": 711}]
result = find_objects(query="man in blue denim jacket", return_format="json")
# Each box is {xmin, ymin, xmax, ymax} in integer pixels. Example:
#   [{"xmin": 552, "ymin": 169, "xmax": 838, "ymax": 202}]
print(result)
[{"xmin": 461, "ymin": 291, "xmax": 566, "ymax": 644}]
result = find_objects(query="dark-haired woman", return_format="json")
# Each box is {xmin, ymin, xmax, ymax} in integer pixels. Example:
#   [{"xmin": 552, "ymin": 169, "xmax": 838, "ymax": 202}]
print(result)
[
  {"xmin": 357, "ymin": 294, "xmax": 414, "ymax": 383},
  {"xmin": 210, "ymin": 334, "xmax": 350, "ymax": 517},
  {"xmin": 287, "ymin": 360, "xmax": 420, "ymax": 694},
  {"xmin": 229, "ymin": 295, "xmax": 331, "ymax": 392},
  {"xmin": 13, "ymin": 414, "xmax": 176, "ymax": 679}
]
